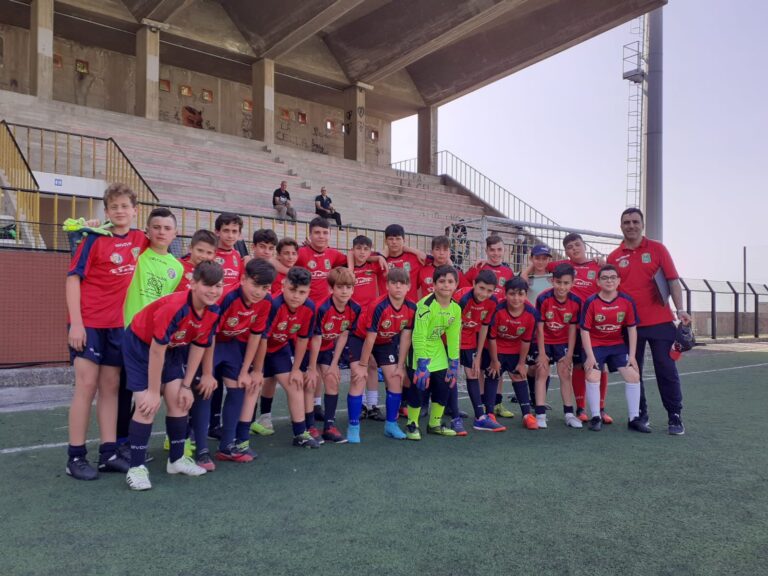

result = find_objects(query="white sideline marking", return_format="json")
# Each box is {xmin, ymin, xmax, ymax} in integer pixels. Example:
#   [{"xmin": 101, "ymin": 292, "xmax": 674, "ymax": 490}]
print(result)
[{"xmin": 2, "ymin": 362, "xmax": 767, "ymax": 456}]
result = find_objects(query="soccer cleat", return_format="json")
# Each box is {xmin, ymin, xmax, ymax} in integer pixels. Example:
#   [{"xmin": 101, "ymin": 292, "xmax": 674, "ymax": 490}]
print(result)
[
  {"xmin": 628, "ymin": 417, "xmax": 652, "ymax": 434},
  {"xmin": 313, "ymin": 405, "xmax": 326, "ymax": 422},
  {"xmin": 250, "ymin": 414, "xmax": 275, "ymax": 436},
  {"xmin": 600, "ymin": 411, "xmax": 614, "ymax": 425},
  {"xmin": 126, "ymin": 465, "xmax": 152, "ymax": 491},
  {"xmin": 564, "ymin": 413, "xmax": 584, "ymax": 429},
  {"xmin": 322, "ymin": 425, "xmax": 348, "ymax": 444},
  {"xmin": 405, "ymin": 422, "xmax": 421, "ymax": 441},
  {"xmin": 384, "ymin": 420, "xmax": 407, "ymax": 440},
  {"xmin": 473, "ymin": 415, "xmax": 507, "ymax": 432},
  {"xmin": 536, "ymin": 414, "xmax": 548, "ymax": 429},
  {"xmin": 450, "ymin": 417, "xmax": 468, "ymax": 436},
  {"xmin": 308, "ymin": 426, "xmax": 325, "ymax": 445},
  {"xmin": 293, "ymin": 431, "xmax": 320, "ymax": 449},
  {"xmin": 215, "ymin": 443, "xmax": 254, "ymax": 463},
  {"xmin": 367, "ymin": 405, "xmax": 386, "ymax": 422},
  {"xmin": 235, "ymin": 441, "xmax": 258, "ymax": 460},
  {"xmin": 522, "ymin": 413, "xmax": 539, "ymax": 430},
  {"xmin": 207, "ymin": 425, "xmax": 222, "ymax": 440},
  {"xmin": 588, "ymin": 416, "xmax": 603, "ymax": 431},
  {"xmin": 493, "ymin": 403, "xmax": 515, "ymax": 418},
  {"xmin": 66, "ymin": 457, "xmax": 98, "ymax": 481},
  {"xmin": 347, "ymin": 424, "xmax": 361, "ymax": 444},
  {"xmin": 166, "ymin": 456, "xmax": 207, "ymax": 476},
  {"xmin": 668, "ymin": 414, "xmax": 685, "ymax": 436},
  {"xmin": 98, "ymin": 452, "xmax": 130, "ymax": 473},
  {"xmin": 427, "ymin": 424, "xmax": 458, "ymax": 437},
  {"xmin": 576, "ymin": 408, "xmax": 589, "ymax": 422},
  {"xmin": 196, "ymin": 452, "xmax": 216, "ymax": 472}
]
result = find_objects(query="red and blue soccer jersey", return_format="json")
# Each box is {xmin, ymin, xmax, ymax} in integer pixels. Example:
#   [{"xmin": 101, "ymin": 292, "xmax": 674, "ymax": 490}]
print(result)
[
  {"xmin": 453, "ymin": 286, "xmax": 497, "ymax": 350},
  {"xmin": 355, "ymin": 295, "xmax": 417, "ymax": 345},
  {"xmin": 216, "ymin": 288, "xmax": 272, "ymax": 343},
  {"xmin": 580, "ymin": 293, "xmax": 638, "ymax": 347},
  {"xmin": 489, "ymin": 302, "xmax": 539, "ymax": 354},
  {"xmin": 607, "ymin": 237, "xmax": 679, "ymax": 327},
  {"xmin": 214, "ymin": 247, "xmax": 242, "ymax": 291},
  {"xmin": 547, "ymin": 259, "xmax": 601, "ymax": 303},
  {"xmin": 464, "ymin": 262, "xmax": 515, "ymax": 301},
  {"xmin": 68, "ymin": 230, "xmax": 148, "ymax": 328},
  {"xmin": 296, "ymin": 245, "xmax": 348, "ymax": 305},
  {"xmin": 384, "ymin": 252, "xmax": 422, "ymax": 301},
  {"xmin": 174, "ymin": 255, "xmax": 196, "ymax": 293},
  {"xmin": 264, "ymin": 295, "xmax": 316, "ymax": 354},
  {"xmin": 353, "ymin": 262, "xmax": 384, "ymax": 308},
  {"xmin": 417, "ymin": 258, "xmax": 468, "ymax": 297},
  {"xmin": 314, "ymin": 297, "xmax": 362, "ymax": 352},
  {"xmin": 536, "ymin": 289, "xmax": 582, "ymax": 345},
  {"xmin": 271, "ymin": 271, "xmax": 285, "ymax": 297},
  {"xmin": 130, "ymin": 290, "xmax": 220, "ymax": 348}
]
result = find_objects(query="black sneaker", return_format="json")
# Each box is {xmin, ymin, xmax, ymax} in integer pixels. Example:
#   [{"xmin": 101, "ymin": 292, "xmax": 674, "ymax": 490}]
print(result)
[
  {"xmin": 207, "ymin": 425, "xmax": 222, "ymax": 440},
  {"xmin": 313, "ymin": 405, "xmax": 326, "ymax": 422},
  {"xmin": 628, "ymin": 417, "xmax": 652, "ymax": 434},
  {"xmin": 66, "ymin": 457, "xmax": 98, "ymax": 480},
  {"xmin": 367, "ymin": 405, "xmax": 386, "ymax": 422},
  {"xmin": 639, "ymin": 411, "xmax": 650, "ymax": 425},
  {"xmin": 292, "ymin": 431, "xmax": 320, "ymax": 449},
  {"xmin": 98, "ymin": 452, "xmax": 130, "ymax": 473},
  {"xmin": 588, "ymin": 416, "xmax": 602, "ymax": 432},
  {"xmin": 668, "ymin": 414, "xmax": 685, "ymax": 436}
]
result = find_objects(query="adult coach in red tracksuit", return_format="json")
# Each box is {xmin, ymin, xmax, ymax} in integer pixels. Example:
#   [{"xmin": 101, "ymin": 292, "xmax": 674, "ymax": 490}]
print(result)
[{"xmin": 607, "ymin": 208, "xmax": 691, "ymax": 435}]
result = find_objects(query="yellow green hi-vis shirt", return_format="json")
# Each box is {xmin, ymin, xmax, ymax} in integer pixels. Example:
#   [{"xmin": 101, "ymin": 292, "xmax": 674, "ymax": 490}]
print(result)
[{"xmin": 410, "ymin": 293, "xmax": 461, "ymax": 372}]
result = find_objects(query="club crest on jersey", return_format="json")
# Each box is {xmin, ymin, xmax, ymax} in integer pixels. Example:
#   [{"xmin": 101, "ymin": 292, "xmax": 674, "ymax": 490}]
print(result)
[
  {"xmin": 382, "ymin": 320, "xmax": 392, "ymax": 329},
  {"xmin": 596, "ymin": 314, "xmax": 606, "ymax": 322},
  {"xmin": 516, "ymin": 327, "xmax": 526, "ymax": 335},
  {"xmin": 308, "ymin": 260, "xmax": 317, "ymax": 269},
  {"xmin": 324, "ymin": 259, "xmax": 331, "ymax": 270},
  {"xmin": 131, "ymin": 247, "xmax": 141, "ymax": 259},
  {"xmin": 641, "ymin": 253, "xmax": 652, "ymax": 263},
  {"xmin": 289, "ymin": 323, "xmax": 301, "ymax": 333},
  {"xmin": 587, "ymin": 271, "xmax": 596, "ymax": 280},
  {"xmin": 546, "ymin": 311, "xmax": 554, "ymax": 320},
  {"xmin": 174, "ymin": 330, "xmax": 186, "ymax": 340},
  {"xmin": 324, "ymin": 321, "xmax": 334, "ymax": 331},
  {"xmin": 618, "ymin": 259, "xmax": 630, "ymax": 268},
  {"xmin": 277, "ymin": 321, "xmax": 288, "ymax": 331},
  {"xmin": 425, "ymin": 277, "xmax": 433, "ymax": 285},
  {"xmin": 563, "ymin": 313, "xmax": 573, "ymax": 322},
  {"xmin": 168, "ymin": 268, "xmax": 177, "ymax": 279},
  {"xmin": 110, "ymin": 253, "xmax": 123, "ymax": 264},
  {"xmin": 227, "ymin": 317, "xmax": 239, "ymax": 327},
  {"xmin": 617, "ymin": 312, "xmax": 626, "ymax": 322},
  {"xmin": 215, "ymin": 257, "xmax": 225, "ymax": 265},
  {"xmin": 498, "ymin": 277, "xmax": 506, "ymax": 286},
  {"xmin": 403, "ymin": 262, "xmax": 411, "ymax": 273}
]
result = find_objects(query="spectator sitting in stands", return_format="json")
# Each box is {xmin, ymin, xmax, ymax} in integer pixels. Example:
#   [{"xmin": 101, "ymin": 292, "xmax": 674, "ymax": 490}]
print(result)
[
  {"xmin": 273, "ymin": 181, "xmax": 297, "ymax": 221},
  {"xmin": 315, "ymin": 187, "xmax": 342, "ymax": 227}
]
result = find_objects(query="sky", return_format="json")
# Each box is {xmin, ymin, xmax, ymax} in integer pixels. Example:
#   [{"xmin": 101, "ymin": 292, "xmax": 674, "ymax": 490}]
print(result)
[{"xmin": 391, "ymin": 0, "xmax": 768, "ymax": 285}]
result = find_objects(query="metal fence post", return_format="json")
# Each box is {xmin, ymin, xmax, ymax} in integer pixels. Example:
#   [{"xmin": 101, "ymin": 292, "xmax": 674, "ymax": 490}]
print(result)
[
  {"xmin": 748, "ymin": 283, "xmax": 759, "ymax": 338},
  {"xmin": 726, "ymin": 281, "xmax": 739, "ymax": 338},
  {"xmin": 703, "ymin": 279, "xmax": 716, "ymax": 339}
]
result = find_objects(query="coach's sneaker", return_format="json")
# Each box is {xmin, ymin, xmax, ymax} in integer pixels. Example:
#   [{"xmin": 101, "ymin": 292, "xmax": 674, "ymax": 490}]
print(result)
[
  {"xmin": 322, "ymin": 425, "xmax": 348, "ymax": 444},
  {"xmin": 628, "ymin": 417, "xmax": 652, "ymax": 434},
  {"xmin": 347, "ymin": 424, "xmax": 361, "ymax": 444},
  {"xmin": 473, "ymin": 414, "xmax": 507, "ymax": 432},
  {"xmin": 98, "ymin": 452, "xmax": 130, "ymax": 474},
  {"xmin": 196, "ymin": 452, "xmax": 216, "ymax": 472},
  {"xmin": 427, "ymin": 424, "xmax": 457, "ymax": 437},
  {"xmin": 367, "ymin": 405, "xmax": 386, "ymax": 422},
  {"xmin": 126, "ymin": 465, "xmax": 152, "ymax": 491},
  {"xmin": 167, "ymin": 456, "xmax": 207, "ymax": 476},
  {"xmin": 384, "ymin": 420, "xmax": 407, "ymax": 440},
  {"xmin": 405, "ymin": 422, "xmax": 421, "ymax": 441},
  {"xmin": 250, "ymin": 414, "xmax": 275, "ymax": 436},
  {"xmin": 564, "ymin": 413, "xmax": 584, "ymax": 429},
  {"xmin": 536, "ymin": 414, "xmax": 548, "ymax": 429},
  {"xmin": 576, "ymin": 408, "xmax": 589, "ymax": 422},
  {"xmin": 293, "ymin": 431, "xmax": 320, "ymax": 449},
  {"xmin": 600, "ymin": 410, "xmax": 614, "ymax": 425},
  {"xmin": 522, "ymin": 414, "xmax": 539, "ymax": 430},
  {"xmin": 308, "ymin": 426, "xmax": 325, "ymax": 445},
  {"xmin": 494, "ymin": 403, "xmax": 515, "ymax": 418},
  {"xmin": 668, "ymin": 414, "xmax": 685, "ymax": 436},
  {"xmin": 588, "ymin": 416, "xmax": 603, "ymax": 431},
  {"xmin": 66, "ymin": 457, "xmax": 98, "ymax": 481},
  {"xmin": 450, "ymin": 417, "xmax": 468, "ymax": 436}
]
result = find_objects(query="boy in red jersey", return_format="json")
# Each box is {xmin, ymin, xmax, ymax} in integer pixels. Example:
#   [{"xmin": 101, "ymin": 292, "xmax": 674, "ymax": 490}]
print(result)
[
  {"xmin": 453, "ymin": 269, "xmax": 504, "ymax": 432},
  {"xmin": 417, "ymin": 235, "xmax": 468, "ymax": 298},
  {"xmin": 486, "ymin": 276, "xmax": 540, "ymax": 430},
  {"xmin": 175, "ymin": 229, "xmax": 217, "ymax": 292},
  {"xmin": 382, "ymin": 224, "xmax": 425, "ymax": 302},
  {"xmin": 252, "ymin": 267, "xmax": 320, "ymax": 448},
  {"xmin": 270, "ymin": 238, "xmax": 299, "ymax": 296},
  {"xmin": 122, "ymin": 261, "xmax": 224, "ymax": 490},
  {"xmin": 533, "ymin": 263, "xmax": 583, "ymax": 429},
  {"xmin": 252, "ymin": 228, "xmax": 278, "ymax": 261},
  {"xmin": 214, "ymin": 213, "xmax": 244, "ymax": 291},
  {"xmin": 65, "ymin": 184, "xmax": 147, "ymax": 480},
  {"xmin": 580, "ymin": 264, "xmax": 647, "ymax": 433},
  {"xmin": 307, "ymin": 268, "xmax": 361, "ymax": 443},
  {"xmin": 349, "ymin": 268, "xmax": 416, "ymax": 441}
]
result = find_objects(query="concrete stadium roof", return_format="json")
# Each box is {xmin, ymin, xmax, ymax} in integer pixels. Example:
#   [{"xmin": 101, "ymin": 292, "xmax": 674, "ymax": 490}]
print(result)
[{"xmin": 1, "ymin": 0, "xmax": 666, "ymax": 120}]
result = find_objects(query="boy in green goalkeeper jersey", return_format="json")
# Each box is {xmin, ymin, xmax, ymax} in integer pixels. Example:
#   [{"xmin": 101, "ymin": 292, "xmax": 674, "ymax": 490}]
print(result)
[{"xmin": 405, "ymin": 265, "xmax": 463, "ymax": 440}]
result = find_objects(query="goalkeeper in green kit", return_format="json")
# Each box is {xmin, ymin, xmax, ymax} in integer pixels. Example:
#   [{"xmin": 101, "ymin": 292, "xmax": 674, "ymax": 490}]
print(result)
[{"xmin": 404, "ymin": 264, "xmax": 463, "ymax": 440}]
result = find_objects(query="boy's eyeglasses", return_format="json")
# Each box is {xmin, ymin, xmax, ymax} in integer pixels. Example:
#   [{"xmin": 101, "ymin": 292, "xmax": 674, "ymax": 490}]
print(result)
[{"xmin": 599, "ymin": 275, "xmax": 619, "ymax": 281}]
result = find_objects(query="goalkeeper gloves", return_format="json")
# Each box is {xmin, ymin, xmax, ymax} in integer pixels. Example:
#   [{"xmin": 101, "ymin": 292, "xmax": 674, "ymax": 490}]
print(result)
[
  {"xmin": 412, "ymin": 358, "xmax": 431, "ymax": 391},
  {"xmin": 445, "ymin": 358, "xmax": 460, "ymax": 388}
]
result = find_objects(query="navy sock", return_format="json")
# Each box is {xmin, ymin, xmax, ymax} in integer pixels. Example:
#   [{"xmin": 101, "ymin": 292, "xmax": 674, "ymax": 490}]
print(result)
[
  {"xmin": 563, "ymin": 405, "xmax": 574, "ymax": 414},
  {"xmin": 98, "ymin": 442, "xmax": 117, "ymax": 459},
  {"xmin": 189, "ymin": 394, "xmax": 210, "ymax": 458},
  {"xmin": 386, "ymin": 391, "xmax": 402, "ymax": 423},
  {"xmin": 527, "ymin": 375, "xmax": 537, "ymax": 406},
  {"xmin": 235, "ymin": 421, "xmax": 251, "ymax": 445},
  {"xmin": 484, "ymin": 378, "xmax": 499, "ymax": 415},
  {"xmin": 324, "ymin": 394, "xmax": 339, "ymax": 426},
  {"xmin": 306, "ymin": 411, "xmax": 316, "ymax": 429},
  {"xmin": 407, "ymin": 384, "xmax": 422, "ymax": 409},
  {"xmin": 448, "ymin": 385, "xmax": 460, "ymax": 418},
  {"xmin": 347, "ymin": 394, "xmax": 363, "ymax": 426},
  {"xmin": 220, "ymin": 387, "xmax": 245, "ymax": 450},
  {"xmin": 68, "ymin": 444, "xmax": 87, "ymax": 459},
  {"xmin": 466, "ymin": 378, "xmax": 484, "ymax": 418},
  {"xmin": 535, "ymin": 405, "xmax": 547, "ymax": 416},
  {"xmin": 128, "ymin": 420, "xmax": 152, "ymax": 467},
  {"xmin": 495, "ymin": 393, "xmax": 502, "ymax": 405},
  {"xmin": 209, "ymin": 381, "xmax": 224, "ymax": 429},
  {"xmin": 166, "ymin": 416, "xmax": 188, "ymax": 462},
  {"xmin": 512, "ymin": 380, "xmax": 531, "ymax": 415},
  {"xmin": 260, "ymin": 396, "xmax": 273, "ymax": 415},
  {"xmin": 292, "ymin": 420, "xmax": 306, "ymax": 436}
]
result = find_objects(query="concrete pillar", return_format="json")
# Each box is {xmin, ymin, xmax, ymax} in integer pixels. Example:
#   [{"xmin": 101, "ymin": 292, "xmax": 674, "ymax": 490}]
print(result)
[
  {"xmin": 417, "ymin": 106, "xmax": 438, "ymax": 175},
  {"xmin": 344, "ymin": 86, "xmax": 366, "ymax": 163},
  {"xmin": 135, "ymin": 26, "xmax": 160, "ymax": 120},
  {"xmin": 643, "ymin": 8, "xmax": 663, "ymax": 241},
  {"xmin": 29, "ymin": 0, "xmax": 54, "ymax": 99},
  {"xmin": 251, "ymin": 59, "xmax": 275, "ymax": 145}
]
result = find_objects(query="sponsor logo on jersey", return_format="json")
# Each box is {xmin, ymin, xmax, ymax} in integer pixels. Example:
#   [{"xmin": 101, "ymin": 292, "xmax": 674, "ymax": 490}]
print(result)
[
  {"xmin": 595, "ymin": 324, "xmax": 621, "ymax": 332},
  {"xmin": 110, "ymin": 253, "xmax": 123, "ymax": 264},
  {"xmin": 641, "ymin": 253, "xmax": 652, "ymax": 263}
]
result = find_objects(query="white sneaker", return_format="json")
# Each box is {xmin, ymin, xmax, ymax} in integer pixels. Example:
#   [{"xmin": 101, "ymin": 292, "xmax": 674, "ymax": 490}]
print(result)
[
  {"xmin": 536, "ymin": 414, "xmax": 548, "ymax": 429},
  {"xmin": 166, "ymin": 456, "xmax": 207, "ymax": 476},
  {"xmin": 126, "ymin": 465, "xmax": 152, "ymax": 491},
  {"xmin": 564, "ymin": 413, "xmax": 584, "ymax": 429}
]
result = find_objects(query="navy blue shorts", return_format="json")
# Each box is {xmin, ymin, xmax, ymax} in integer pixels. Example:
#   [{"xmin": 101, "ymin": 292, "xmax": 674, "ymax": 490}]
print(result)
[
  {"xmin": 123, "ymin": 330, "xmax": 188, "ymax": 392},
  {"xmin": 317, "ymin": 349, "xmax": 334, "ymax": 367},
  {"xmin": 347, "ymin": 335, "xmax": 399, "ymax": 366},
  {"xmin": 264, "ymin": 341, "xmax": 309, "ymax": 378},
  {"xmin": 481, "ymin": 349, "xmax": 524, "ymax": 379},
  {"xmin": 214, "ymin": 339, "xmax": 247, "ymax": 381},
  {"xmin": 591, "ymin": 344, "xmax": 629, "ymax": 373},
  {"xmin": 527, "ymin": 343, "xmax": 569, "ymax": 365},
  {"xmin": 69, "ymin": 326, "xmax": 124, "ymax": 367},
  {"xmin": 460, "ymin": 349, "xmax": 477, "ymax": 368}
]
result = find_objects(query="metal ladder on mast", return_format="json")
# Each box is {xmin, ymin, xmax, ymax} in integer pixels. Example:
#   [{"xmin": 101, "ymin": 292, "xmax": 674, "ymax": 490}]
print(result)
[{"xmin": 623, "ymin": 16, "xmax": 646, "ymax": 209}]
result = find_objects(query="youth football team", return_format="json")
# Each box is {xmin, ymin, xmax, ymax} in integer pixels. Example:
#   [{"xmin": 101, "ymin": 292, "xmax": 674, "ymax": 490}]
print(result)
[{"xmin": 66, "ymin": 183, "xmax": 649, "ymax": 491}]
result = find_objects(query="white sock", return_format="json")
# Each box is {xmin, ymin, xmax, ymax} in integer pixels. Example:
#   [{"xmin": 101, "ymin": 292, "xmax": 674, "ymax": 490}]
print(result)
[
  {"xmin": 625, "ymin": 382, "xmax": 641, "ymax": 420},
  {"xmin": 366, "ymin": 390, "xmax": 379, "ymax": 408},
  {"xmin": 586, "ymin": 381, "xmax": 601, "ymax": 418},
  {"xmin": 314, "ymin": 397, "xmax": 322, "ymax": 406}
]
